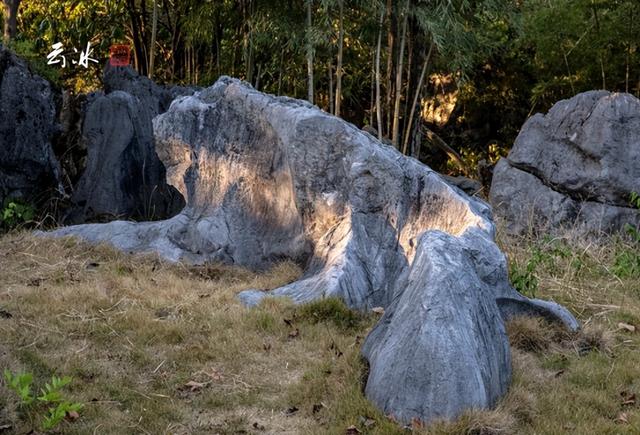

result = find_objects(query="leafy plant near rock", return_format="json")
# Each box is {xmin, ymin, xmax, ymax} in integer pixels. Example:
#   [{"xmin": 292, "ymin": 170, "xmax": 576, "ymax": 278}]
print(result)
[
  {"xmin": 0, "ymin": 199, "xmax": 36, "ymax": 232},
  {"xmin": 3, "ymin": 370, "xmax": 83, "ymax": 432},
  {"xmin": 509, "ymin": 236, "xmax": 575, "ymax": 297},
  {"xmin": 613, "ymin": 193, "xmax": 640, "ymax": 279},
  {"xmin": 625, "ymin": 192, "xmax": 640, "ymax": 243}
]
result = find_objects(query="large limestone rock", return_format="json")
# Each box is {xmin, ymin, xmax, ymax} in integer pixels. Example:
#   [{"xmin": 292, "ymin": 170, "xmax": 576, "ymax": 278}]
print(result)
[
  {"xmin": 48, "ymin": 77, "xmax": 577, "ymax": 424},
  {"xmin": 66, "ymin": 90, "xmax": 185, "ymax": 223},
  {"xmin": 0, "ymin": 46, "xmax": 62, "ymax": 206},
  {"xmin": 490, "ymin": 91, "xmax": 640, "ymax": 235}
]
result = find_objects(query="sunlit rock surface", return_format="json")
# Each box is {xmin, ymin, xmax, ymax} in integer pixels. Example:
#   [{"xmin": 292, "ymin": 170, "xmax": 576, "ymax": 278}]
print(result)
[
  {"xmin": 47, "ymin": 77, "xmax": 577, "ymax": 424},
  {"xmin": 490, "ymin": 90, "xmax": 640, "ymax": 235}
]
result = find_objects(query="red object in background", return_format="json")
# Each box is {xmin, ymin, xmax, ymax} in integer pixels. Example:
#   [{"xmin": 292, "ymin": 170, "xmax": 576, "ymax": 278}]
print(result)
[{"xmin": 109, "ymin": 45, "xmax": 131, "ymax": 66}]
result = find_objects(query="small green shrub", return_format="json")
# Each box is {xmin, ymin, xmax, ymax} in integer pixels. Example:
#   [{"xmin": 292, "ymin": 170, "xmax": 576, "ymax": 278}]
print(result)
[
  {"xmin": 297, "ymin": 297, "xmax": 363, "ymax": 331},
  {"xmin": 3, "ymin": 370, "xmax": 83, "ymax": 432},
  {"xmin": 4, "ymin": 370, "xmax": 34, "ymax": 405},
  {"xmin": 8, "ymin": 39, "xmax": 61, "ymax": 86},
  {"xmin": 1, "ymin": 198, "xmax": 36, "ymax": 231},
  {"xmin": 613, "ymin": 248, "xmax": 640, "ymax": 279},
  {"xmin": 510, "ymin": 237, "xmax": 574, "ymax": 297}
]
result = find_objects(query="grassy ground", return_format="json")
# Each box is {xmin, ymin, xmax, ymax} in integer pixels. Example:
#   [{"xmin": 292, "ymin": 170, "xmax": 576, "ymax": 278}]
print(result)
[{"xmin": 0, "ymin": 231, "xmax": 639, "ymax": 434}]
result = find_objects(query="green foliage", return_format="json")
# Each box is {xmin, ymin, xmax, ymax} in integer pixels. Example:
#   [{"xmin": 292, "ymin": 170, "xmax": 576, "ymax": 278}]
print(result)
[
  {"xmin": 625, "ymin": 192, "xmax": 640, "ymax": 243},
  {"xmin": 37, "ymin": 375, "xmax": 72, "ymax": 403},
  {"xmin": 510, "ymin": 236, "xmax": 572, "ymax": 297},
  {"xmin": 1, "ymin": 199, "xmax": 36, "ymax": 231},
  {"xmin": 612, "ymin": 248, "xmax": 640, "ymax": 279},
  {"xmin": 41, "ymin": 401, "xmax": 83, "ymax": 431},
  {"xmin": 510, "ymin": 257, "xmax": 539, "ymax": 297},
  {"xmin": 522, "ymin": 0, "xmax": 640, "ymax": 109},
  {"xmin": 4, "ymin": 370, "xmax": 34, "ymax": 405},
  {"xmin": 8, "ymin": 39, "xmax": 61, "ymax": 86},
  {"xmin": 3, "ymin": 370, "xmax": 82, "ymax": 432},
  {"xmin": 297, "ymin": 297, "xmax": 363, "ymax": 331}
]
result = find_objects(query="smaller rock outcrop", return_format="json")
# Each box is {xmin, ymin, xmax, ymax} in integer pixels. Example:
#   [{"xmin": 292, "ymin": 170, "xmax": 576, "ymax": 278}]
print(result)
[
  {"xmin": 490, "ymin": 91, "xmax": 640, "ymax": 235},
  {"xmin": 67, "ymin": 90, "xmax": 184, "ymax": 223},
  {"xmin": 0, "ymin": 46, "xmax": 62, "ymax": 207}
]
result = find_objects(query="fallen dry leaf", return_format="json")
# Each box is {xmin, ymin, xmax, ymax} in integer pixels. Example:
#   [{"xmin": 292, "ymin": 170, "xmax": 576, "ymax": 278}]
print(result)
[
  {"xmin": 285, "ymin": 406, "xmax": 299, "ymax": 416},
  {"xmin": 182, "ymin": 380, "xmax": 206, "ymax": 392},
  {"xmin": 617, "ymin": 322, "xmax": 636, "ymax": 333},
  {"xmin": 615, "ymin": 412, "xmax": 629, "ymax": 424},
  {"xmin": 345, "ymin": 425, "xmax": 361, "ymax": 434},
  {"xmin": 621, "ymin": 391, "xmax": 636, "ymax": 406},
  {"xmin": 288, "ymin": 328, "xmax": 300, "ymax": 339},
  {"xmin": 358, "ymin": 415, "xmax": 376, "ymax": 428},
  {"xmin": 65, "ymin": 410, "xmax": 80, "ymax": 421},
  {"xmin": 411, "ymin": 417, "xmax": 425, "ymax": 429}
]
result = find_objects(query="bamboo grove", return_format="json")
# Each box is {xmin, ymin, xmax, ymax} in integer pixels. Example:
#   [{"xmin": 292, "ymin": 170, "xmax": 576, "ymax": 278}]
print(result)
[{"xmin": 3, "ymin": 0, "xmax": 640, "ymax": 172}]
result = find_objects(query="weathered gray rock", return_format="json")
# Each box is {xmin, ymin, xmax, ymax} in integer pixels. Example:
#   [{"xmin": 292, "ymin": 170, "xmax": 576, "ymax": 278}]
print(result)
[
  {"xmin": 362, "ymin": 228, "xmax": 577, "ymax": 423},
  {"xmin": 490, "ymin": 91, "xmax": 640, "ymax": 235},
  {"xmin": 104, "ymin": 64, "xmax": 200, "ymax": 117},
  {"xmin": 47, "ymin": 77, "xmax": 577, "ymax": 424},
  {"xmin": 66, "ymin": 91, "xmax": 185, "ymax": 223},
  {"xmin": 0, "ymin": 46, "xmax": 62, "ymax": 206},
  {"xmin": 441, "ymin": 174, "xmax": 482, "ymax": 196}
]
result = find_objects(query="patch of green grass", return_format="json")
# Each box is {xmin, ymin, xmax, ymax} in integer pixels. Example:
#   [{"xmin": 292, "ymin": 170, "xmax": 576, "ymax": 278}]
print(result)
[
  {"xmin": 613, "ymin": 247, "xmax": 640, "ymax": 279},
  {"xmin": 296, "ymin": 297, "xmax": 365, "ymax": 331}
]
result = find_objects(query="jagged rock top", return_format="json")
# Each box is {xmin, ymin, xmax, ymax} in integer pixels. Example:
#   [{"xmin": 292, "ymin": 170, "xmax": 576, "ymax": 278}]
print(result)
[
  {"xmin": 0, "ymin": 46, "xmax": 62, "ymax": 206},
  {"xmin": 509, "ymin": 91, "xmax": 640, "ymax": 206},
  {"xmin": 490, "ymin": 90, "xmax": 640, "ymax": 234}
]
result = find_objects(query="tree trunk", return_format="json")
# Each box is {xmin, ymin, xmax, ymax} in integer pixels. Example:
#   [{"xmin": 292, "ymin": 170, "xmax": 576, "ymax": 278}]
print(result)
[
  {"xmin": 402, "ymin": 41, "xmax": 433, "ymax": 155},
  {"xmin": 3, "ymin": 0, "xmax": 20, "ymax": 44},
  {"xmin": 334, "ymin": 0, "xmax": 344, "ymax": 117},
  {"xmin": 369, "ymin": 51, "xmax": 375, "ymax": 126},
  {"xmin": 375, "ymin": 4, "xmax": 385, "ymax": 140},
  {"xmin": 148, "ymin": 0, "xmax": 159, "ymax": 79},
  {"xmin": 385, "ymin": 0, "xmax": 394, "ymax": 135},
  {"xmin": 277, "ymin": 48, "xmax": 284, "ymax": 94},
  {"xmin": 328, "ymin": 61, "xmax": 334, "ymax": 114},
  {"xmin": 422, "ymin": 127, "xmax": 469, "ymax": 175},
  {"xmin": 391, "ymin": 0, "xmax": 409, "ymax": 148},
  {"xmin": 306, "ymin": 0, "xmax": 314, "ymax": 104},
  {"xmin": 127, "ymin": 0, "xmax": 148, "ymax": 76}
]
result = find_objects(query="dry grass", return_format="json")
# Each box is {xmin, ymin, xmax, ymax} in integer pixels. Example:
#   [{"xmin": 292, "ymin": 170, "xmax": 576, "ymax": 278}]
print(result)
[{"xmin": 0, "ymin": 230, "xmax": 639, "ymax": 434}]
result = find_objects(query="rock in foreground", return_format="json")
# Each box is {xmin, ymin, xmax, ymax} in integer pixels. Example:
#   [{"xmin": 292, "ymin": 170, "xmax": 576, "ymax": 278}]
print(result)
[
  {"xmin": 490, "ymin": 91, "xmax": 640, "ymax": 235},
  {"xmin": 47, "ymin": 77, "xmax": 577, "ymax": 424}
]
